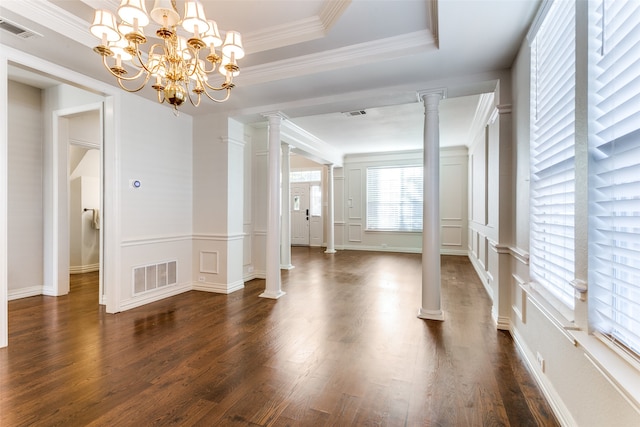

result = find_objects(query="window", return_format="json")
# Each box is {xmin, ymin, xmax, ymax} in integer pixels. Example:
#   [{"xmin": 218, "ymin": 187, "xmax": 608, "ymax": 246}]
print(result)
[
  {"xmin": 366, "ymin": 166, "xmax": 423, "ymax": 232},
  {"xmin": 310, "ymin": 184, "xmax": 321, "ymax": 216},
  {"xmin": 290, "ymin": 170, "xmax": 321, "ymax": 182},
  {"xmin": 529, "ymin": 0, "xmax": 577, "ymax": 309},
  {"xmin": 588, "ymin": 0, "xmax": 640, "ymax": 356}
]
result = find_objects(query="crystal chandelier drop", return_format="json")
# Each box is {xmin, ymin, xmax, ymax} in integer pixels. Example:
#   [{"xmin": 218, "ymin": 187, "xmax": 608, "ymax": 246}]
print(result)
[{"xmin": 90, "ymin": 0, "xmax": 244, "ymax": 111}]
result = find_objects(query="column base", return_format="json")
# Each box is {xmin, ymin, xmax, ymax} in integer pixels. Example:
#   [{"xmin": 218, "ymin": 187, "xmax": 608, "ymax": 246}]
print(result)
[
  {"xmin": 259, "ymin": 290, "xmax": 286, "ymax": 299},
  {"xmin": 280, "ymin": 264, "xmax": 295, "ymax": 270},
  {"xmin": 418, "ymin": 307, "xmax": 444, "ymax": 321},
  {"xmin": 324, "ymin": 249, "xmax": 336, "ymax": 254}
]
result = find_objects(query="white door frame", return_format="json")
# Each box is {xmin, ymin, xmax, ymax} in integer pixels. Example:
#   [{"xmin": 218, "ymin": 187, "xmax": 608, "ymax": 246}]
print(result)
[{"xmin": 1, "ymin": 46, "xmax": 121, "ymax": 348}]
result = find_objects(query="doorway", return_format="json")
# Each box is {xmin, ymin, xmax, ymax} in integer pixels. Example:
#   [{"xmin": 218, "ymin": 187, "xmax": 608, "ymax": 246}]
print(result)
[
  {"xmin": 66, "ymin": 109, "xmax": 102, "ymax": 302},
  {"xmin": 290, "ymin": 181, "xmax": 323, "ymax": 247},
  {"xmin": 291, "ymin": 183, "xmax": 310, "ymax": 246}
]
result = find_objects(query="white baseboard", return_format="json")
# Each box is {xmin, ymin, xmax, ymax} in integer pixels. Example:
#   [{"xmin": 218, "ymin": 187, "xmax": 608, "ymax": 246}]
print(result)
[
  {"xmin": 511, "ymin": 327, "xmax": 576, "ymax": 427},
  {"xmin": 8, "ymin": 286, "xmax": 43, "ymax": 301},
  {"xmin": 70, "ymin": 263, "xmax": 99, "ymax": 274},
  {"xmin": 468, "ymin": 251, "xmax": 494, "ymax": 301},
  {"xmin": 119, "ymin": 283, "xmax": 193, "ymax": 311},
  {"xmin": 193, "ymin": 279, "xmax": 244, "ymax": 294}
]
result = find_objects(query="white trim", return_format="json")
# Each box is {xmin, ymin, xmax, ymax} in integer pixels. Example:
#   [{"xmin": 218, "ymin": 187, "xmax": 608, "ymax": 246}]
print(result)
[
  {"xmin": 121, "ymin": 234, "xmax": 192, "ymax": 246},
  {"xmin": 119, "ymin": 282, "xmax": 192, "ymax": 311},
  {"xmin": 193, "ymin": 280, "xmax": 244, "ymax": 294},
  {"xmin": 511, "ymin": 326, "xmax": 577, "ymax": 427},
  {"xmin": 8, "ymin": 286, "xmax": 42, "ymax": 301},
  {"xmin": 0, "ymin": 51, "xmax": 8, "ymax": 348},
  {"xmin": 574, "ymin": 330, "xmax": 640, "ymax": 415},
  {"xmin": 527, "ymin": 0, "xmax": 555, "ymax": 45},
  {"xmin": 69, "ymin": 263, "xmax": 100, "ymax": 274},
  {"xmin": 242, "ymin": 30, "xmax": 436, "ymax": 87}
]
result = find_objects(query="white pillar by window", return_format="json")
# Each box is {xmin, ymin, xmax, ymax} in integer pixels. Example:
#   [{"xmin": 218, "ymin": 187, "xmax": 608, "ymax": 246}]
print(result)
[
  {"xmin": 280, "ymin": 143, "xmax": 294, "ymax": 269},
  {"xmin": 418, "ymin": 90, "xmax": 445, "ymax": 321},
  {"xmin": 325, "ymin": 164, "xmax": 336, "ymax": 254},
  {"xmin": 260, "ymin": 113, "xmax": 286, "ymax": 299}
]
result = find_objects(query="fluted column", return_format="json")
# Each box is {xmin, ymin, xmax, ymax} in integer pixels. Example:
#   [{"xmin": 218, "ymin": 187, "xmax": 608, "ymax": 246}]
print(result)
[
  {"xmin": 260, "ymin": 113, "xmax": 286, "ymax": 299},
  {"xmin": 418, "ymin": 90, "xmax": 445, "ymax": 321},
  {"xmin": 280, "ymin": 143, "xmax": 294, "ymax": 269},
  {"xmin": 325, "ymin": 164, "xmax": 336, "ymax": 254}
]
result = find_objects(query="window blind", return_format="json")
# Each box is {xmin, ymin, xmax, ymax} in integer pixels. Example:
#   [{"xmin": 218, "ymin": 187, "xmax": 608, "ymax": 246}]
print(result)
[
  {"xmin": 366, "ymin": 166, "xmax": 423, "ymax": 231},
  {"xmin": 529, "ymin": 0, "xmax": 576, "ymax": 308},
  {"xmin": 589, "ymin": 0, "xmax": 640, "ymax": 356}
]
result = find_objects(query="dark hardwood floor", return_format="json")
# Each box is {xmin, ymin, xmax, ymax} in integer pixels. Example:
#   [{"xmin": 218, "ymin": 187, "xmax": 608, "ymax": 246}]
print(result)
[{"xmin": 0, "ymin": 248, "xmax": 558, "ymax": 426}]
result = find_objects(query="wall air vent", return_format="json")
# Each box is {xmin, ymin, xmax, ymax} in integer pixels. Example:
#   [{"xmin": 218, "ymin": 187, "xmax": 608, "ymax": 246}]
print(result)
[
  {"xmin": 343, "ymin": 110, "xmax": 367, "ymax": 117},
  {"xmin": 0, "ymin": 17, "xmax": 42, "ymax": 39}
]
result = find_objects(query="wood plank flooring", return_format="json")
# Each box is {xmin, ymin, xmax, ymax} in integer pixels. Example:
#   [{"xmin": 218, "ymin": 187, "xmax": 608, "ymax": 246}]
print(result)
[{"xmin": 0, "ymin": 249, "xmax": 559, "ymax": 426}]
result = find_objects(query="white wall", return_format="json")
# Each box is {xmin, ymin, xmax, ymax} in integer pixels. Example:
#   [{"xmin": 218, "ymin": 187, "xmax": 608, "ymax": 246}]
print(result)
[
  {"xmin": 464, "ymin": 37, "xmax": 640, "ymax": 426},
  {"xmin": 339, "ymin": 149, "xmax": 468, "ymax": 254},
  {"xmin": 118, "ymin": 93, "xmax": 193, "ymax": 310},
  {"xmin": 7, "ymin": 81, "xmax": 43, "ymax": 299},
  {"xmin": 192, "ymin": 113, "xmax": 245, "ymax": 293}
]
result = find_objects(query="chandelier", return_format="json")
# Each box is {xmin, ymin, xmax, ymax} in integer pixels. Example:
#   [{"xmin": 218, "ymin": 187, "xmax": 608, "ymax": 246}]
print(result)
[{"xmin": 89, "ymin": 0, "xmax": 244, "ymax": 111}]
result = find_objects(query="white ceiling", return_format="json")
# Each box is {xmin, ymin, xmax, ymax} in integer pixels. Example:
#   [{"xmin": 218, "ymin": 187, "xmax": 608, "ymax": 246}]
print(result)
[{"xmin": 1, "ymin": 0, "xmax": 540, "ymax": 156}]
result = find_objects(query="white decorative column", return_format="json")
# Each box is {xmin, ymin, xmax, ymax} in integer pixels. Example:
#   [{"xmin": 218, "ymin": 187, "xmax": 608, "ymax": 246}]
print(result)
[
  {"xmin": 280, "ymin": 143, "xmax": 294, "ymax": 269},
  {"xmin": 260, "ymin": 113, "xmax": 286, "ymax": 299},
  {"xmin": 325, "ymin": 164, "xmax": 336, "ymax": 254},
  {"xmin": 418, "ymin": 90, "xmax": 445, "ymax": 321}
]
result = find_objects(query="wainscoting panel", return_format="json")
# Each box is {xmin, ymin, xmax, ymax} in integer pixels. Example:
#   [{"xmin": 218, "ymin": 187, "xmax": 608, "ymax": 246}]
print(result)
[{"xmin": 348, "ymin": 224, "xmax": 362, "ymax": 242}]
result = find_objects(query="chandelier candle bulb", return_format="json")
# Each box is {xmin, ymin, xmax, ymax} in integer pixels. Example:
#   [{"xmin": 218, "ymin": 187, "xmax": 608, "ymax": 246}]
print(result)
[{"xmin": 89, "ymin": 0, "xmax": 244, "ymax": 111}]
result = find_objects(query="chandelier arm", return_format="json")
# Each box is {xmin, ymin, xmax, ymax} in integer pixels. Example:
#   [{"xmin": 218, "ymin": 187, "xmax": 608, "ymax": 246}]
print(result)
[
  {"xmin": 201, "ymin": 86, "xmax": 232, "ymax": 103},
  {"xmin": 101, "ymin": 55, "xmax": 148, "ymax": 83},
  {"xmin": 116, "ymin": 72, "xmax": 153, "ymax": 93},
  {"xmin": 132, "ymin": 43, "xmax": 166, "ymax": 75},
  {"xmin": 186, "ymin": 87, "xmax": 202, "ymax": 108},
  {"xmin": 202, "ymin": 78, "xmax": 232, "ymax": 91}
]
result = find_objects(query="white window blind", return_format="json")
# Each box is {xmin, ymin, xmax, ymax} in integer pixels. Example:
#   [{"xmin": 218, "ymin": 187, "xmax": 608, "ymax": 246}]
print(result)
[
  {"xmin": 589, "ymin": 0, "xmax": 640, "ymax": 356},
  {"xmin": 529, "ymin": 0, "xmax": 576, "ymax": 308},
  {"xmin": 366, "ymin": 166, "xmax": 423, "ymax": 231}
]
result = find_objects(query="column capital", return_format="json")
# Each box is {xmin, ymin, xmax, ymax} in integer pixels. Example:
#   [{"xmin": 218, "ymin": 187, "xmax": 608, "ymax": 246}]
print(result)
[
  {"xmin": 220, "ymin": 136, "xmax": 246, "ymax": 148},
  {"xmin": 261, "ymin": 111, "xmax": 288, "ymax": 121},
  {"xmin": 416, "ymin": 88, "xmax": 447, "ymax": 102}
]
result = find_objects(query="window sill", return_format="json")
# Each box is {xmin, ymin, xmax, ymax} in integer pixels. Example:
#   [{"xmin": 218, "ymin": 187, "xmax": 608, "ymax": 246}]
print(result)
[{"xmin": 571, "ymin": 330, "xmax": 640, "ymax": 413}]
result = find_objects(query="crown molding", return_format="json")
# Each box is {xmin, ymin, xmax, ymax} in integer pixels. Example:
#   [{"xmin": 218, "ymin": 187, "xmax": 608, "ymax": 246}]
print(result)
[
  {"xmin": 3, "ymin": 0, "xmax": 96, "ymax": 48},
  {"xmin": 244, "ymin": 16, "xmax": 325, "ymax": 54},
  {"xmin": 233, "ymin": 0, "xmax": 352, "ymax": 53},
  {"xmin": 241, "ymin": 30, "xmax": 436, "ymax": 86},
  {"xmin": 320, "ymin": 0, "xmax": 352, "ymax": 31}
]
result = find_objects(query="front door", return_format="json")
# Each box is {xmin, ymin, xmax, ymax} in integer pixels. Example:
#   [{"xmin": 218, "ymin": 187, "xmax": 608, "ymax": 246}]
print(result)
[{"xmin": 291, "ymin": 183, "xmax": 310, "ymax": 245}]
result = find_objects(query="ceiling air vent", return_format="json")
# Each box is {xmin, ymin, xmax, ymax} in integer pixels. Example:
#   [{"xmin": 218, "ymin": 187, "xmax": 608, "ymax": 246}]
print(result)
[
  {"xmin": 0, "ymin": 17, "xmax": 42, "ymax": 40},
  {"xmin": 343, "ymin": 110, "xmax": 367, "ymax": 117}
]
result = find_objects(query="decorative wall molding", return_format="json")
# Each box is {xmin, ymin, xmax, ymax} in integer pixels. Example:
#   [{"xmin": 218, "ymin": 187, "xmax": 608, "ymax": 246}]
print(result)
[
  {"xmin": 243, "ymin": 30, "xmax": 436, "ymax": 87},
  {"xmin": 121, "ymin": 234, "xmax": 191, "ymax": 247},
  {"xmin": 220, "ymin": 136, "xmax": 246, "ymax": 149},
  {"xmin": 192, "ymin": 233, "xmax": 245, "ymax": 242},
  {"xmin": 199, "ymin": 251, "xmax": 219, "ymax": 274},
  {"xmin": 347, "ymin": 224, "xmax": 362, "ymax": 242}
]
